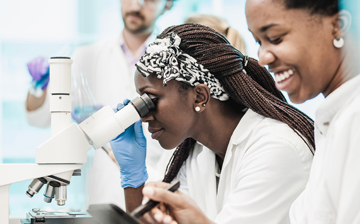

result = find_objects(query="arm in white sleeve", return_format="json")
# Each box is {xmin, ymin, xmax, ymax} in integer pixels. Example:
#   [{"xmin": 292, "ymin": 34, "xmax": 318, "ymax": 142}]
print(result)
[
  {"xmin": 25, "ymin": 89, "xmax": 51, "ymax": 128},
  {"xmin": 326, "ymin": 109, "xmax": 360, "ymax": 224}
]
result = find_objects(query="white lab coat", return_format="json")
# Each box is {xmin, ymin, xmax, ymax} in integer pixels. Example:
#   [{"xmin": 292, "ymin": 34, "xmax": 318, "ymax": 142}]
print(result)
[
  {"xmin": 25, "ymin": 34, "xmax": 174, "ymax": 209},
  {"xmin": 177, "ymin": 109, "xmax": 313, "ymax": 224},
  {"xmin": 290, "ymin": 75, "xmax": 360, "ymax": 224}
]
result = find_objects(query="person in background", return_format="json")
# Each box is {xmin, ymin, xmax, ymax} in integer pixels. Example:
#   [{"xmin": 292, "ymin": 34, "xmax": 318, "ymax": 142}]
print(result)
[
  {"xmin": 111, "ymin": 23, "xmax": 314, "ymax": 223},
  {"xmin": 24, "ymin": 0, "xmax": 175, "ymax": 209},
  {"xmin": 184, "ymin": 13, "xmax": 247, "ymax": 54},
  {"xmin": 140, "ymin": 0, "xmax": 360, "ymax": 223}
]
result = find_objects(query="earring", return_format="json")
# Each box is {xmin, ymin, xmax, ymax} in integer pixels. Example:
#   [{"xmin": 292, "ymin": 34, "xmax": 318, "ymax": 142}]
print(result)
[
  {"xmin": 202, "ymin": 103, "xmax": 206, "ymax": 107},
  {"xmin": 333, "ymin": 37, "xmax": 344, "ymax": 48},
  {"xmin": 195, "ymin": 106, "xmax": 201, "ymax": 112}
]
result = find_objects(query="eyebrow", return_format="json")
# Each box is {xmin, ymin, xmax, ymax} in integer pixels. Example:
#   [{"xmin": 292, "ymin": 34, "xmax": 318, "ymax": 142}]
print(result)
[
  {"xmin": 138, "ymin": 85, "xmax": 154, "ymax": 94},
  {"xmin": 259, "ymin": 23, "xmax": 278, "ymax": 32}
]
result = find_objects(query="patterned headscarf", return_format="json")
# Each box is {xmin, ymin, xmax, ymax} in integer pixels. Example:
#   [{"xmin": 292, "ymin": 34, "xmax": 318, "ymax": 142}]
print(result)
[{"xmin": 136, "ymin": 32, "xmax": 229, "ymax": 101}]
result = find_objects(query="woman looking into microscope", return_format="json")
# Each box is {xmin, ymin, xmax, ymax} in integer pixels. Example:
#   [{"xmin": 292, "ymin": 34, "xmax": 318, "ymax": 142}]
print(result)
[
  {"xmin": 110, "ymin": 23, "xmax": 314, "ymax": 224},
  {"xmin": 137, "ymin": 0, "xmax": 360, "ymax": 223}
]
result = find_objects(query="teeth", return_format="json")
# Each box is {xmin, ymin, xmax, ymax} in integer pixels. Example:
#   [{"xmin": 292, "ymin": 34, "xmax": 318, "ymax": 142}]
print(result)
[
  {"xmin": 275, "ymin": 69, "xmax": 295, "ymax": 83},
  {"xmin": 284, "ymin": 71, "xmax": 289, "ymax": 78},
  {"xmin": 275, "ymin": 75, "xmax": 281, "ymax": 82},
  {"xmin": 280, "ymin": 74, "xmax": 285, "ymax": 80}
]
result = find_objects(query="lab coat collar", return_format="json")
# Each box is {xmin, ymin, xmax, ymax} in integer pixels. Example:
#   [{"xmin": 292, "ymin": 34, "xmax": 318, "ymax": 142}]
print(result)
[
  {"xmin": 222, "ymin": 109, "xmax": 263, "ymax": 171},
  {"xmin": 315, "ymin": 75, "xmax": 360, "ymax": 136},
  {"xmin": 230, "ymin": 109, "xmax": 263, "ymax": 145},
  {"xmin": 119, "ymin": 30, "xmax": 158, "ymax": 56}
]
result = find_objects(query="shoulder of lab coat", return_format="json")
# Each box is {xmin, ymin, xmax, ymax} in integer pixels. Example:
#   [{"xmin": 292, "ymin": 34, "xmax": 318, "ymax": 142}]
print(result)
[
  {"xmin": 71, "ymin": 36, "xmax": 135, "ymax": 107},
  {"xmin": 177, "ymin": 109, "xmax": 313, "ymax": 223},
  {"xmin": 290, "ymin": 75, "xmax": 360, "ymax": 224},
  {"xmin": 71, "ymin": 36, "xmax": 121, "ymax": 78}
]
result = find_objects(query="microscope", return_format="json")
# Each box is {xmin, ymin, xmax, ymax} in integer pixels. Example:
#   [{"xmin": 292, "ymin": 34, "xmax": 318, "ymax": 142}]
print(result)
[{"xmin": 0, "ymin": 57, "xmax": 155, "ymax": 224}]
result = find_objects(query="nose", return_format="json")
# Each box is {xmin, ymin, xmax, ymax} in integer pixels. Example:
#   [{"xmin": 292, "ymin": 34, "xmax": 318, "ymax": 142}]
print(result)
[
  {"xmin": 130, "ymin": 0, "xmax": 144, "ymax": 7},
  {"xmin": 125, "ymin": 0, "xmax": 143, "ymax": 10},
  {"xmin": 257, "ymin": 45, "xmax": 276, "ymax": 67},
  {"xmin": 140, "ymin": 112, "xmax": 154, "ymax": 123}
]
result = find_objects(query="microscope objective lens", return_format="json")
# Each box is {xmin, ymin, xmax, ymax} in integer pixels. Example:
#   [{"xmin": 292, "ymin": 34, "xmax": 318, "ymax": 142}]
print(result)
[
  {"xmin": 55, "ymin": 185, "xmax": 67, "ymax": 206},
  {"xmin": 26, "ymin": 178, "xmax": 47, "ymax": 198},
  {"xmin": 43, "ymin": 183, "xmax": 56, "ymax": 203}
]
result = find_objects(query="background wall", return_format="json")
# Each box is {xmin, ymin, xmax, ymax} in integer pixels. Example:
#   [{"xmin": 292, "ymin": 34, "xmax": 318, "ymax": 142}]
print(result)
[{"xmin": 0, "ymin": 0, "xmax": 323, "ymax": 218}]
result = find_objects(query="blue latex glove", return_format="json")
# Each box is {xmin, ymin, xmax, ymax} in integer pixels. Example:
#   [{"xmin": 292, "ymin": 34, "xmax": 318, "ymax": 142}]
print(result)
[
  {"xmin": 110, "ymin": 99, "xmax": 148, "ymax": 188},
  {"xmin": 27, "ymin": 56, "xmax": 50, "ymax": 90}
]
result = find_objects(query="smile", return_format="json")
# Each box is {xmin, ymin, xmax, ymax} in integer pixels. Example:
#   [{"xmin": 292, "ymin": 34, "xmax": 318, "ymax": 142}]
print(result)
[{"xmin": 274, "ymin": 68, "xmax": 295, "ymax": 83}]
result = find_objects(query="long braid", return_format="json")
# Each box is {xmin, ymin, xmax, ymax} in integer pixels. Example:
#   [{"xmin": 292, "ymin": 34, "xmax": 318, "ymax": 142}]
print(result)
[
  {"xmin": 162, "ymin": 24, "xmax": 315, "ymax": 183},
  {"xmin": 221, "ymin": 58, "xmax": 315, "ymax": 151},
  {"xmin": 163, "ymin": 138, "xmax": 195, "ymax": 183}
]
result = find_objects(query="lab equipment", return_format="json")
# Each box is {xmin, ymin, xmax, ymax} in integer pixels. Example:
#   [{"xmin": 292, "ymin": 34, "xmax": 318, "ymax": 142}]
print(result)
[
  {"xmin": 20, "ymin": 208, "xmax": 95, "ymax": 224},
  {"xmin": 88, "ymin": 180, "xmax": 180, "ymax": 223},
  {"xmin": 130, "ymin": 179, "xmax": 180, "ymax": 219},
  {"xmin": 72, "ymin": 72, "xmax": 102, "ymax": 123},
  {"xmin": 0, "ymin": 57, "xmax": 155, "ymax": 224},
  {"xmin": 88, "ymin": 204, "xmax": 141, "ymax": 224},
  {"xmin": 111, "ymin": 100, "xmax": 148, "ymax": 188},
  {"xmin": 43, "ymin": 181, "xmax": 60, "ymax": 203}
]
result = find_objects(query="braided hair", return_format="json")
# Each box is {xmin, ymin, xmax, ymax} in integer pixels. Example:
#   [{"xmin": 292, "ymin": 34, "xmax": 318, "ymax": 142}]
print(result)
[{"xmin": 161, "ymin": 23, "xmax": 315, "ymax": 183}]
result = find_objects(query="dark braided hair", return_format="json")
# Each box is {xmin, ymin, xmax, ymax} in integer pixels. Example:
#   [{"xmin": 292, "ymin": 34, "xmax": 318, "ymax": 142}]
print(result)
[{"xmin": 162, "ymin": 24, "xmax": 315, "ymax": 183}]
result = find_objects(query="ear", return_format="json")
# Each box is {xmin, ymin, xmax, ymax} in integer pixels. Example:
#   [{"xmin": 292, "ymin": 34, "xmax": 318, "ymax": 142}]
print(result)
[
  {"xmin": 332, "ymin": 10, "xmax": 352, "ymax": 38},
  {"xmin": 192, "ymin": 84, "xmax": 210, "ymax": 113}
]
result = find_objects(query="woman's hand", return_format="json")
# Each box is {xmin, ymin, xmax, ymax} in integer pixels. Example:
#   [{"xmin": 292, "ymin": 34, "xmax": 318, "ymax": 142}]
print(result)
[
  {"xmin": 110, "ymin": 99, "xmax": 148, "ymax": 188},
  {"xmin": 142, "ymin": 182, "xmax": 215, "ymax": 224}
]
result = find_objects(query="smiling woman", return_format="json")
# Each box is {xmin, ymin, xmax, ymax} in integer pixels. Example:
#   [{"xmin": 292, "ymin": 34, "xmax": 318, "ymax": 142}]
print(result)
[
  {"xmin": 245, "ymin": 0, "xmax": 348, "ymax": 103},
  {"xmin": 110, "ymin": 23, "xmax": 316, "ymax": 224},
  {"xmin": 245, "ymin": 0, "xmax": 360, "ymax": 223}
]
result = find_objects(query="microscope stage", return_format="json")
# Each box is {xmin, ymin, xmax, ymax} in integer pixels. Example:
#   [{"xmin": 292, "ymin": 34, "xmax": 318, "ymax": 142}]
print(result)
[{"xmin": 20, "ymin": 210, "xmax": 96, "ymax": 224}]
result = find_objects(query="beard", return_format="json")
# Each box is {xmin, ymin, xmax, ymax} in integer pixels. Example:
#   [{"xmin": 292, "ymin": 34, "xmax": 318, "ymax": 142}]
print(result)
[{"xmin": 123, "ymin": 12, "xmax": 149, "ymax": 34}]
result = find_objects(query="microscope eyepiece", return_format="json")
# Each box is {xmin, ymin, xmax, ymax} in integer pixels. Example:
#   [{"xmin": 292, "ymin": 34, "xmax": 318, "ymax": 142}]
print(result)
[
  {"xmin": 130, "ymin": 93, "xmax": 156, "ymax": 118},
  {"xmin": 79, "ymin": 93, "xmax": 158, "ymax": 150}
]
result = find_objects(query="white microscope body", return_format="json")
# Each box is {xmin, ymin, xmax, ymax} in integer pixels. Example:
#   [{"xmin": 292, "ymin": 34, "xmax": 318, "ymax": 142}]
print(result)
[{"xmin": 0, "ymin": 57, "xmax": 155, "ymax": 224}]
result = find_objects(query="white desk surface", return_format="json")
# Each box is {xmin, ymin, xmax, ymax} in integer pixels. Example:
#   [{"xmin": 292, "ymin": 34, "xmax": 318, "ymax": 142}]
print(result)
[{"xmin": 10, "ymin": 218, "xmax": 22, "ymax": 224}]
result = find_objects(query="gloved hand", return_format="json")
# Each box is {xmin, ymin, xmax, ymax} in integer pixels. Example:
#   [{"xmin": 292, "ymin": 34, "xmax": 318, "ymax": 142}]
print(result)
[
  {"xmin": 110, "ymin": 99, "xmax": 148, "ymax": 188},
  {"xmin": 27, "ymin": 56, "xmax": 50, "ymax": 90}
]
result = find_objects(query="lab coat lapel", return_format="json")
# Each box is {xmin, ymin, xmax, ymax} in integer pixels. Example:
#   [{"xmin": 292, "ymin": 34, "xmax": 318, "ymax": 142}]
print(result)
[
  {"xmin": 220, "ymin": 110, "xmax": 262, "ymax": 174},
  {"xmin": 187, "ymin": 144, "xmax": 218, "ymax": 220},
  {"xmin": 216, "ymin": 110, "xmax": 263, "ymax": 210},
  {"xmin": 93, "ymin": 37, "xmax": 136, "ymax": 107}
]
